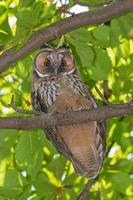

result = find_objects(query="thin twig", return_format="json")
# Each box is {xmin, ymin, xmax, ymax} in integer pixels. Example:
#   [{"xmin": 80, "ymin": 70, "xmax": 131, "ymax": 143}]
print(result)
[
  {"xmin": 95, "ymin": 86, "xmax": 110, "ymax": 105},
  {"xmin": 8, "ymin": 95, "xmax": 36, "ymax": 115},
  {"xmin": 103, "ymin": 80, "xmax": 112, "ymax": 100},
  {"xmin": 96, "ymin": 190, "xmax": 101, "ymax": 200},
  {"xmin": 77, "ymin": 179, "xmax": 96, "ymax": 200}
]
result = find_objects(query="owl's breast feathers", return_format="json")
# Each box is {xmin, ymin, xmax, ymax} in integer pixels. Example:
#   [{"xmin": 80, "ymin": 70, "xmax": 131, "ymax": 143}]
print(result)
[{"xmin": 32, "ymin": 73, "xmax": 106, "ymax": 179}]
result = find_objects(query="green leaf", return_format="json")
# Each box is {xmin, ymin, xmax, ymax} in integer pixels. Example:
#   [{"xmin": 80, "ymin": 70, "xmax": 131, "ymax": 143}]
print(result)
[
  {"xmin": 0, "ymin": 6, "xmax": 6, "ymax": 16},
  {"xmin": 111, "ymin": 172, "xmax": 132, "ymax": 192},
  {"xmin": 88, "ymin": 48, "xmax": 112, "ymax": 80},
  {"xmin": 92, "ymin": 25, "xmax": 110, "ymax": 47},
  {"xmin": 68, "ymin": 38, "xmax": 94, "ymax": 66},
  {"xmin": 19, "ymin": 0, "xmax": 34, "ymax": 7},
  {"xmin": 14, "ymin": 94, "xmax": 23, "ymax": 107},
  {"xmin": 15, "ymin": 130, "xmax": 43, "ymax": 178},
  {"xmin": 0, "ymin": 129, "xmax": 19, "ymax": 159},
  {"xmin": 46, "ymin": 155, "xmax": 67, "ymax": 180},
  {"xmin": 69, "ymin": 28, "xmax": 95, "ymax": 43},
  {"xmin": 115, "ymin": 159, "xmax": 133, "ymax": 174},
  {"xmin": 34, "ymin": 172, "xmax": 55, "ymax": 198},
  {"xmin": 17, "ymin": 184, "xmax": 32, "ymax": 200},
  {"xmin": 0, "ymin": 169, "xmax": 23, "ymax": 198},
  {"xmin": 110, "ymin": 14, "xmax": 133, "ymax": 47},
  {"xmin": 110, "ymin": 19, "xmax": 121, "ymax": 47},
  {"xmin": 15, "ymin": 56, "xmax": 32, "ymax": 79},
  {"xmin": 0, "ymin": 19, "xmax": 12, "ymax": 45}
]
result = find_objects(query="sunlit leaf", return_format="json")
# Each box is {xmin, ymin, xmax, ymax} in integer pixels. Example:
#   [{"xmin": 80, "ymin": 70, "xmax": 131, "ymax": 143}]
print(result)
[
  {"xmin": 0, "ymin": 1, "xmax": 133, "ymax": 199},
  {"xmin": 0, "ymin": 169, "xmax": 23, "ymax": 198},
  {"xmin": 15, "ymin": 130, "xmax": 43, "ymax": 178}
]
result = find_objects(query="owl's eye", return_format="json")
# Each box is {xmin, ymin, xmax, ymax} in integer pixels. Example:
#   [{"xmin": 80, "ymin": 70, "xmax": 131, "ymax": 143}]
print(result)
[
  {"xmin": 61, "ymin": 59, "xmax": 65, "ymax": 67},
  {"xmin": 46, "ymin": 59, "xmax": 51, "ymax": 67}
]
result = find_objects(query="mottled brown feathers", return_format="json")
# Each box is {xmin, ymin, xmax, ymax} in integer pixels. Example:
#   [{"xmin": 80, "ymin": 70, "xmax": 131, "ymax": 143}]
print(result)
[{"xmin": 31, "ymin": 47, "xmax": 106, "ymax": 179}]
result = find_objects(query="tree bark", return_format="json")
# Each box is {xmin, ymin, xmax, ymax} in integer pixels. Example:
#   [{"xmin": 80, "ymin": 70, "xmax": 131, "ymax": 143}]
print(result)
[
  {"xmin": 0, "ymin": 103, "xmax": 132, "ymax": 130},
  {"xmin": 0, "ymin": 0, "xmax": 133, "ymax": 73}
]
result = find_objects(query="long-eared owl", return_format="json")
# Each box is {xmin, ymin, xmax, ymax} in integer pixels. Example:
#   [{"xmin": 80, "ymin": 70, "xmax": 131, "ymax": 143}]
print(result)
[{"xmin": 31, "ymin": 47, "xmax": 106, "ymax": 179}]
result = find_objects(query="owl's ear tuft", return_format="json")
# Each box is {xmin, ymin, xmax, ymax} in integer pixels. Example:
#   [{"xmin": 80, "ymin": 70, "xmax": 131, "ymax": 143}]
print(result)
[
  {"xmin": 58, "ymin": 43, "xmax": 69, "ymax": 49},
  {"xmin": 40, "ymin": 43, "xmax": 53, "ymax": 49}
]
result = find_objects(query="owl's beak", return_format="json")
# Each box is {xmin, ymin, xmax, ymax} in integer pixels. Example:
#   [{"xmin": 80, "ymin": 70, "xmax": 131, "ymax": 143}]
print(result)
[{"xmin": 53, "ymin": 65, "xmax": 59, "ymax": 75}]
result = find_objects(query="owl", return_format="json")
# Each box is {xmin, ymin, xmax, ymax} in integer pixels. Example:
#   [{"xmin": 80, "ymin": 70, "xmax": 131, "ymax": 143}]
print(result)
[{"xmin": 31, "ymin": 47, "xmax": 106, "ymax": 179}]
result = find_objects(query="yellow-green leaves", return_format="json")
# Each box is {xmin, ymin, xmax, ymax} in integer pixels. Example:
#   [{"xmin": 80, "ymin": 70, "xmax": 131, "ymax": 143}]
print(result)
[{"xmin": 0, "ymin": 0, "xmax": 133, "ymax": 199}]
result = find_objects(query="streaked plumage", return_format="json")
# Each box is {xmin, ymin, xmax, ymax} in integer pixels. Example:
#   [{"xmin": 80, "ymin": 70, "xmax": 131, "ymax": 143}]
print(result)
[{"xmin": 31, "ymin": 47, "xmax": 106, "ymax": 179}]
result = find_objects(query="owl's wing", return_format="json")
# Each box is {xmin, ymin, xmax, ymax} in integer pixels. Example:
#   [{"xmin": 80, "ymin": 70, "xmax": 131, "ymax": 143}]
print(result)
[
  {"xmin": 45, "ymin": 126, "xmax": 94, "ymax": 177},
  {"xmin": 84, "ymin": 83, "xmax": 107, "ymax": 158},
  {"xmin": 45, "ymin": 127, "xmax": 74, "ymax": 158},
  {"xmin": 45, "ymin": 123, "xmax": 106, "ymax": 179},
  {"xmin": 83, "ymin": 83, "xmax": 107, "ymax": 153},
  {"xmin": 83, "ymin": 86, "xmax": 107, "ymax": 177},
  {"xmin": 58, "ymin": 74, "xmax": 107, "ymax": 178}
]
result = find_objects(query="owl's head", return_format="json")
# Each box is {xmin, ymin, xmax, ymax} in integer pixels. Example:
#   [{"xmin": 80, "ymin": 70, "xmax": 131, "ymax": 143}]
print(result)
[{"xmin": 33, "ymin": 47, "xmax": 76, "ymax": 78}]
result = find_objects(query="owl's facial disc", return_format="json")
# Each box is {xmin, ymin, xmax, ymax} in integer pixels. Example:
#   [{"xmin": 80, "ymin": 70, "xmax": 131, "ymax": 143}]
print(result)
[
  {"xmin": 34, "ymin": 50, "xmax": 53, "ymax": 77},
  {"xmin": 34, "ymin": 48, "xmax": 76, "ymax": 78}
]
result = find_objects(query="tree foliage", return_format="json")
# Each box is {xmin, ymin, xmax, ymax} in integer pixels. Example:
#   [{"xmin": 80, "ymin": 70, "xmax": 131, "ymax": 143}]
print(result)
[{"xmin": 0, "ymin": 0, "xmax": 133, "ymax": 199}]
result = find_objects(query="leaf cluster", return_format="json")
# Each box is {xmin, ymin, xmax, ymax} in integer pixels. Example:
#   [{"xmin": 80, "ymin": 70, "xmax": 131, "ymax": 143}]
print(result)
[{"xmin": 0, "ymin": 0, "xmax": 133, "ymax": 199}]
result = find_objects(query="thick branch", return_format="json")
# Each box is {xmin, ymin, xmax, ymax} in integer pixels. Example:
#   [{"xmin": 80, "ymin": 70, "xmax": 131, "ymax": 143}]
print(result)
[
  {"xmin": 0, "ymin": 103, "xmax": 132, "ymax": 130},
  {"xmin": 73, "ymin": 0, "xmax": 113, "ymax": 7},
  {"xmin": 0, "ymin": 0, "xmax": 133, "ymax": 73}
]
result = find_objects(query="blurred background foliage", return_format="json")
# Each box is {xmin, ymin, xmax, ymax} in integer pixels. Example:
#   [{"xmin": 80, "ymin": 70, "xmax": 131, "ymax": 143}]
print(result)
[{"xmin": 0, "ymin": 0, "xmax": 133, "ymax": 199}]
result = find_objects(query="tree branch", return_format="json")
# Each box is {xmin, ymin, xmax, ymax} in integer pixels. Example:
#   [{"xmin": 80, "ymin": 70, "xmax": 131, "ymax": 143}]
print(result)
[
  {"xmin": 0, "ymin": 0, "xmax": 133, "ymax": 73},
  {"xmin": 73, "ymin": 0, "xmax": 113, "ymax": 7},
  {"xmin": 77, "ymin": 179, "xmax": 96, "ymax": 200},
  {"xmin": 0, "ymin": 102, "xmax": 132, "ymax": 130},
  {"xmin": 8, "ymin": 95, "xmax": 36, "ymax": 115}
]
